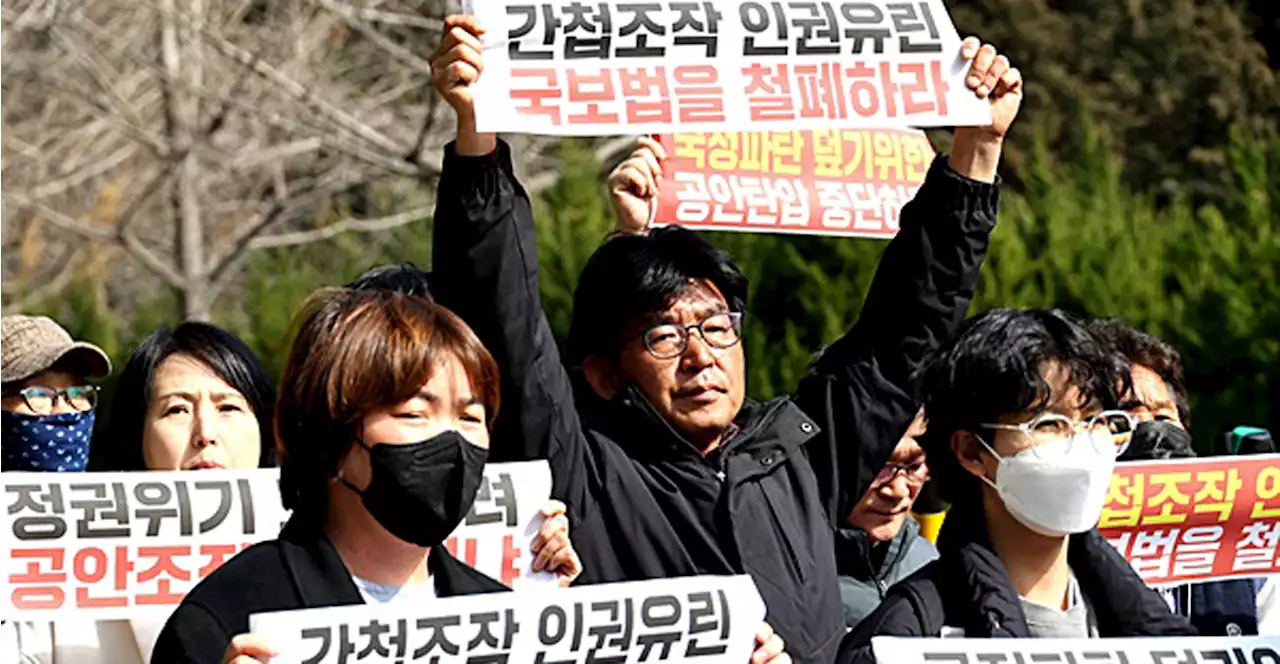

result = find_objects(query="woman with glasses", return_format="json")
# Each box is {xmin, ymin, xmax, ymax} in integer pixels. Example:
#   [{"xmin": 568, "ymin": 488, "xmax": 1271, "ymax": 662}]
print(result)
[
  {"xmin": 838, "ymin": 309, "xmax": 1194, "ymax": 663},
  {"xmin": 1, "ymin": 315, "xmax": 110, "ymax": 472},
  {"xmin": 836, "ymin": 410, "xmax": 939, "ymax": 629},
  {"xmin": 97, "ymin": 322, "xmax": 275, "ymax": 472}
]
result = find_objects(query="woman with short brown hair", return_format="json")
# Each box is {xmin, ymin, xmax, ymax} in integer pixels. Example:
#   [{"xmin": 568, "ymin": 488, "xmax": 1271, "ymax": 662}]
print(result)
[{"xmin": 154, "ymin": 289, "xmax": 581, "ymax": 663}]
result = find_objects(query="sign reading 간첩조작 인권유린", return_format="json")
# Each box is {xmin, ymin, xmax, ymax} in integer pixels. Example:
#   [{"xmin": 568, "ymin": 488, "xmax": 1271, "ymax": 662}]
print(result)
[
  {"xmin": 465, "ymin": 0, "xmax": 991, "ymax": 135},
  {"xmin": 250, "ymin": 574, "xmax": 765, "ymax": 664}
]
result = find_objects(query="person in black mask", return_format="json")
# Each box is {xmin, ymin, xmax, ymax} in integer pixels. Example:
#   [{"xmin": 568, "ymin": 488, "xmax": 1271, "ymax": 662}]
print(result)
[
  {"xmin": 152, "ymin": 289, "xmax": 584, "ymax": 663},
  {"xmin": 1090, "ymin": 318, "xmax": 1259, "ymax": 636}
]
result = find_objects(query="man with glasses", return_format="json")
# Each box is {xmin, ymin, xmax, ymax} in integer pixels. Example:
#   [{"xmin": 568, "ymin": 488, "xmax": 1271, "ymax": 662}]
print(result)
[
  {"xmin": 839, "ymin": 309, "xmax": 1193, "ymax": 662},
  {"xmin": 1090, "ymin": 318, "xmax": 1262, "ymax": 636},
  {"xmin": 1, "ymin": 315, "xmax": 110, "ymax": 472},
  {"xmin": 430, "ymin": 15, "xmax": 1022, "ymax": 661},
  {"xmin": 837, "ymin": 412, "xmax": 940, "ymax": 629}
]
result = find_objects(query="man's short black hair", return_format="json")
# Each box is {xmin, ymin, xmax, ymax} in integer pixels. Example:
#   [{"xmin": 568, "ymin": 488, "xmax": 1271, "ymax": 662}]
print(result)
[
  {"xmin": 917, "ymin": 309, "xmax": 1130, "ymax": 504},
  {"xmin": 567, "ymin": 227, "xmax": 747, "ymax": 366},
  {"xmin": 346, "ymin": 261, "xmax": 435, "ymax": 300},
  {"xmin": 1086, "ymin": 318, "xmax": 1190, "ymax": 427}
]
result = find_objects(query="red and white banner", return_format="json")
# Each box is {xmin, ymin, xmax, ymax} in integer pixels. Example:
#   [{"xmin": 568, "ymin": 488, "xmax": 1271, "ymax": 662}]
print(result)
[
  {"xmin": 873, "ymin": 636, "xmax": 1280, "ymax": 664},
  {"xmin": 1103, "ymin": 454, "xmax": 1280, "ymax": 587},
  {"xmin": 467, "ymin": 0, "xmax": 990, "ymax": 135},
  {"xmin": 251, "ymin": 575, "xmax": 765, "ymax": 664},
  {"xmin": 655, "ymin": 128, "xmax": 935, "ymax": 237},
  {"xmin": 0, "ymin": 461, "xmax": 554, "ymax": 621}
]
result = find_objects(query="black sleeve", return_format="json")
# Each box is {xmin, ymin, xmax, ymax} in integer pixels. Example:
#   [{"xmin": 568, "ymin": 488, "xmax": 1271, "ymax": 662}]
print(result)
[
  {"xmin": 795, "ymin": 155, "xmax": 1000, "ymax": 523},
  {"xmin": 836, "ymin": 593, "xmax": 929, "ymax": 664},
  {"xmin": 150, "ymin": 602, "xmax": 230, "ymax": 664},
  {"xmin": 431, "ymin": 140, "xmax": 597, "ymax": 523}
]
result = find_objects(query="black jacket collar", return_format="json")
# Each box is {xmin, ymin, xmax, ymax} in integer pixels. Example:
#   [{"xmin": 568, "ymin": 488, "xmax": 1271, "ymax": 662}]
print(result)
[
  {"xmin": 933, "ymin": 502, "xmax": 1193, "ymax": 637},
  {"xmin": 277, "ymin": 517, "xmax": 508, "ymax": 606},
  {"xmin": 584, "ymin": 382, "xmax": 818, "ymax": 473}
]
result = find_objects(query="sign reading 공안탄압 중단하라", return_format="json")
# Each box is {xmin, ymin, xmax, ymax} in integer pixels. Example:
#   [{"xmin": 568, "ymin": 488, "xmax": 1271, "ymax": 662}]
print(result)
[{"xmin": 653, "ymin": 128, "xmax": 936, "ymax": 238}]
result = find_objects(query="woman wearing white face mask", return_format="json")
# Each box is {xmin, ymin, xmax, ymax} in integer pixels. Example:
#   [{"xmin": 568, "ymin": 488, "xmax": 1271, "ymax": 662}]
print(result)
[{"xmin": 838, "ymin": 310, "xmax": 1195, "ymax": 662}]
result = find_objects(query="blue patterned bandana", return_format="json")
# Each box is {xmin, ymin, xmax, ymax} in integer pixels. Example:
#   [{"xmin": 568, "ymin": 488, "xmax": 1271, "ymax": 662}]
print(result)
[{"xmin": 2, "ymin": 410, "xmax": 94, "ymax": 472}]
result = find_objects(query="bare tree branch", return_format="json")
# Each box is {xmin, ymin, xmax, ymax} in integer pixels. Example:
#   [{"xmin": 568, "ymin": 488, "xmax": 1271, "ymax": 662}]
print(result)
[
  {"xmin": 119, "ymin": 230, "xmax": 188, "ymax": 290},
  {"xmin": 316, "ymin": 0, "xmax": 434, "ymax": 75},
  {"xmin": 229, "ymin": 138, "xmax": 323, "ymax": 171},
  {"xmin": 248, "ymin": 205, "xmax": 432, "ymax": 250},
  {"xmin": 26, "ymin": 144, "xmax": 139, "ymax": 200},
  {"xmin": 1, "ymin": 248, "xmax": 88, "ymax": 314},
  {"xmin": 183, "ymin": 7, "xmax": 409, "ymax": 156},
  {"xmin": 205, "ymin": 170, "xmax": 367, "ymax": 287},
  {"xmin": 2, "ymin": 193, "xmax": 117, "ymax": 242},
  {"xmin": 4, "ymin": 0, "xmax": 463, "ymax": 317},
  {"xmin": 317, "ymin": 2, "xmax": 443, "ymax": 31}
]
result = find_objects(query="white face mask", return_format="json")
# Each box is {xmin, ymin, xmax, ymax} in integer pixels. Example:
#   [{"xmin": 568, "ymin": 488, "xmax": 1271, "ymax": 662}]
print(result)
[{"xmin": 974, "ymin": 431, "xmax": 1116, "ymax": 537}]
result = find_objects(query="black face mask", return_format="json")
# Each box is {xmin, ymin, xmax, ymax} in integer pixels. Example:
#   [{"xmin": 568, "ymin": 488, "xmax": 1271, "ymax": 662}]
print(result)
[
  {"xmin": 343, "ymin": 430, "xmax": 489, "ymax": 546},
  {"xmin": 1122, "ymin": 420, "xmax": 1196, "ymax": 461}
]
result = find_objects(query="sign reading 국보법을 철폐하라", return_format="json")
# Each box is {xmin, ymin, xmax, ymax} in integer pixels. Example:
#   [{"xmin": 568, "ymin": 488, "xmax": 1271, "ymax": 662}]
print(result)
[
  {"xmin": 464, "ymin": 0, "xmax": 991, "ymax": 136},
  {"xmin": 0, "ymin": 461, "xmax": 556, "ymax": 622}
]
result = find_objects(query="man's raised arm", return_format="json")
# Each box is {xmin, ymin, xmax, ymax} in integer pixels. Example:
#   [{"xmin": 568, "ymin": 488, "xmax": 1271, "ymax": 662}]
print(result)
[
  {"xmin": 796, "ymin": 37, "xmax": 1023, "ymax": 522},
  {"xmin": 427, "ymin": 16, "xmax": 586, "ymax": 475}
]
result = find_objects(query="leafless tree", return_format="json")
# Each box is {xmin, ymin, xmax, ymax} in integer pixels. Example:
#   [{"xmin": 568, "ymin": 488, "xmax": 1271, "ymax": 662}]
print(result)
[{"xmin": 1, "ymin": 0, "xmax": 634, "ymax": 321}]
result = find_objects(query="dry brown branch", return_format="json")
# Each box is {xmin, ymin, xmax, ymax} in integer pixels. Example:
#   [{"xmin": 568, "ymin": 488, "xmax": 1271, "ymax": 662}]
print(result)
[{"xmin": 248, "ymin": 205, "xmax": 433, "ymax": 250}]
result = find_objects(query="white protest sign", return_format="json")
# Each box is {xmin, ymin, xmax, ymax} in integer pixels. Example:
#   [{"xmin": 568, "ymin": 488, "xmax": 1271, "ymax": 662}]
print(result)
[
  {"xmin": 0, "ymin": 461, "xmax": 553, "ymax": 621},
  {"xmin": 872, "ymin": 636, "xmax": 1280, "ymax": 664},
  {"xmin": 251, "ymin": 574, "xmax": 765, "ymax": 664},
  {"xmin": 466, "ymin": 0, "xmax": 992, "ymax": 135}
]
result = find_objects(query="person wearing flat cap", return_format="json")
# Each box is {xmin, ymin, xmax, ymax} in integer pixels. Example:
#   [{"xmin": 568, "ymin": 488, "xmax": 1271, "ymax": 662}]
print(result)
[
  {"xmin": 2, "ymin": 314, "xmax": 111, "ymax": 472},
  {"xmin": 1, "ymin": 316, "xmax": 141, "ymax": 664}
]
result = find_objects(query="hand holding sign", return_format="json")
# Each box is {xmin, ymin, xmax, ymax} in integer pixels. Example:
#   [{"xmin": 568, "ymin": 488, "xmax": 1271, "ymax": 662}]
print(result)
[
  {"xmin": 959, "ymin": 37, "xmax": 1023, "ymax": 141},
  {"xmin": 949, "ymin": 38, "xmax": 1023, "ymax": 183},
  {"xmin": 222, "ymin": 633, "xmax": 276, "ymax": 664},
  {"xmin": 752, "ymin": 622, "xmax": 791, "ymax": 664},
  {"xmin": 609, "ymin": 137, "xmax": 668, "ymax": 235},
  {"xmin": 430, "ymin": 15, "xmax": 496, "ymax": 156},
  {"xmin": 530, "ymin": 499, "xmax": 583, "ymax": 587}
]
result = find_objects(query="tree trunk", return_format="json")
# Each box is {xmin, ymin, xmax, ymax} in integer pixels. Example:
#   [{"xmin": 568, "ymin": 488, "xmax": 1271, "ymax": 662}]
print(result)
[{"xmin": 162, "ymin": 0, "xmax": 210, "ymax": 321}]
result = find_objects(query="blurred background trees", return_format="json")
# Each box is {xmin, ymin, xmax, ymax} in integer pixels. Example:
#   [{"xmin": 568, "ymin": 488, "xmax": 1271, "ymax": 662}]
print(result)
[{"xmin": 4, "ymin": 0, "xmax": 1276, "ymax": 451}]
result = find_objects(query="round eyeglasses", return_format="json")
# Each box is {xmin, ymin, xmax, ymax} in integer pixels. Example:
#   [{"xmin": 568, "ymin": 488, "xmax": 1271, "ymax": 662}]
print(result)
[
  {"xmin": 981, "ymin": 410, "xmax": 1139, "ymax": 460},
  {"xmin": 640, "ymin": 312, "xmax": 744, "ymax": 360},
  {"xmin": 6, "ymin": 386, "xmax": 99, "ymax": 415}
]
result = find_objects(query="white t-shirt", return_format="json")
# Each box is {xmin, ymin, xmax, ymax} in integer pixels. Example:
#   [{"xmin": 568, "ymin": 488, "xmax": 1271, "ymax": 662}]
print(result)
[{"xmin": 352, "ymin": 574, "xmax": 437, "ymax": 605}]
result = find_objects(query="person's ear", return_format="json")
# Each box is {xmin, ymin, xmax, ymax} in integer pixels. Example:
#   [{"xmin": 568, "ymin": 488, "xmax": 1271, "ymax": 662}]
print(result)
[
  {"xmin": 583, "ymin": 356, "xmax": 621, "ymax": 400},
  {"xmin": 952, "ymin": 430, "xmax": 989, "ymax": 480}
]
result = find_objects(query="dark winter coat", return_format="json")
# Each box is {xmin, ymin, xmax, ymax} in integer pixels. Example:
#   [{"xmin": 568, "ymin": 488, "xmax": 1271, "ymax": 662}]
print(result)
[
  {"xmin": 151, "ymin": 518, "xmax": 507, "ymax": 664},
  {"xmin": 432, "ymin": 140, "xmax": 999, "ymax": 664},
  {"xmin": 837, "ymin": 503, "xmax": 1197, "ymax": 664}
]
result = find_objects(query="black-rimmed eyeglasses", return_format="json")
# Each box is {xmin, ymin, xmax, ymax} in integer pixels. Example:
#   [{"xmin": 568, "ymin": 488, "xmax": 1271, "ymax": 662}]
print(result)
[{"xmin": 640, "ymin": 312, "xmax": 744, "ymax": 360}]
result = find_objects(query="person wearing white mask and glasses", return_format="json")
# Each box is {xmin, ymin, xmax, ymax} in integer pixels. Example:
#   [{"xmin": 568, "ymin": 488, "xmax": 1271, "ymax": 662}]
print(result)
[{"xmin": 838, "ymin": 309, "xmax": 1195, "ymax": 663}]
